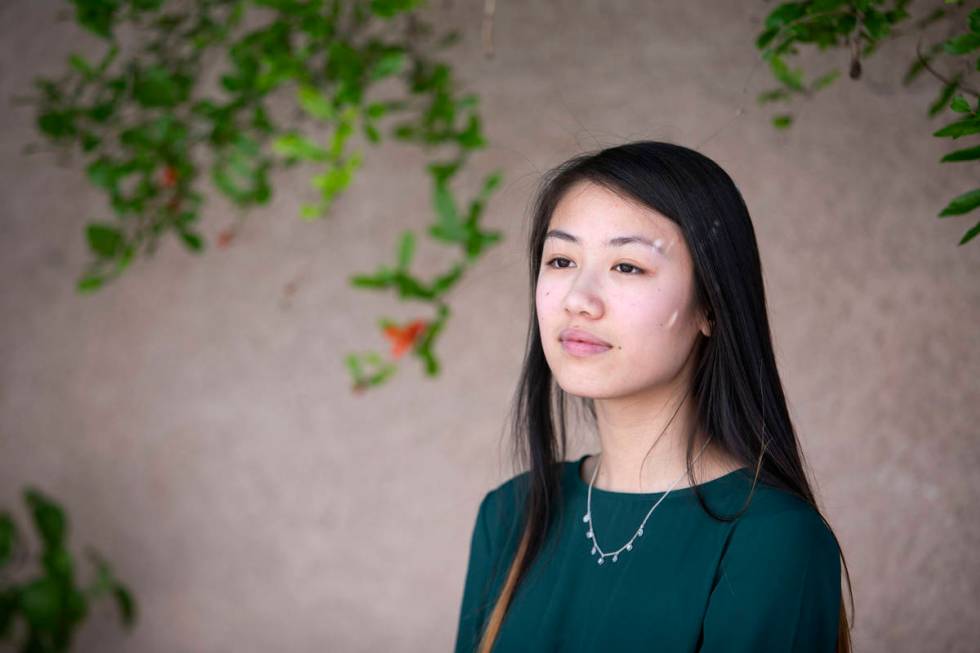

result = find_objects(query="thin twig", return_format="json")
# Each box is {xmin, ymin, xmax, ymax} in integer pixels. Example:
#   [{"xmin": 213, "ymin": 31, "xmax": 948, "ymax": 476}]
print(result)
[
  {"xmin": 915, "ymin": 35, "xmax": 979, "ymax": 98},
  {"xmin": 482, "ymin": 0, "xmax": 496, "ymax": 59}
]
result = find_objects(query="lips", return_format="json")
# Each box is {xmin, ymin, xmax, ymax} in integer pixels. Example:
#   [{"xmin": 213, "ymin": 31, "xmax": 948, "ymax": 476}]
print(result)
[{"xmin": 559, "ymin": 327, "xmax": 612, "ymax": 347}]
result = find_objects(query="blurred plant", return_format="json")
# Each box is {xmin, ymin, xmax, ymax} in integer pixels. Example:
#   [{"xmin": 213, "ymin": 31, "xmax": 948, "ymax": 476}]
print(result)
[
  {"xmin": 0, "ymin": 488, "xmax": 136, "ymax": 652},
  {"xmin": 20, "ymin": 0, "xmax": 504, "ymax": 391},
  {"xmin": 753, "ymin": 0, "xmax": 980, "ymax": 245}
]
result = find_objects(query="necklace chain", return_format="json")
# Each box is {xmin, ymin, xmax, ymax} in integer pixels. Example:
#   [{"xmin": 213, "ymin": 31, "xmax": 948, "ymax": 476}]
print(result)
[{"xmin": 583, "ymin": 438, "xmax": 712, "ymax": 565}]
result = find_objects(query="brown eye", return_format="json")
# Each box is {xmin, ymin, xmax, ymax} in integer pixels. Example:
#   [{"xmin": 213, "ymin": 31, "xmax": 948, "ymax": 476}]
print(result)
[
  {"xmin": 614, "ymin": 263, "xmax": 644, "ymax": 275},
  {"xmin": 545, "ymin": 257, "xmax": 572, "ymax": 269}
]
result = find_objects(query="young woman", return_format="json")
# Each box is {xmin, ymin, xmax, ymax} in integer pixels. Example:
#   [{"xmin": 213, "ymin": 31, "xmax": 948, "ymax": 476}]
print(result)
[{"xmin": 452, "ymin": 141, "xmax": 854, "ymax": 652}]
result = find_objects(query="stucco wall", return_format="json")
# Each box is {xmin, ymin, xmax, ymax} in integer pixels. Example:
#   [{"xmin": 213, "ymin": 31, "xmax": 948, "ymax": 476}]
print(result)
[{"xmin": 1, "ymin": 1, "xmax": 977, "ymax": 651}]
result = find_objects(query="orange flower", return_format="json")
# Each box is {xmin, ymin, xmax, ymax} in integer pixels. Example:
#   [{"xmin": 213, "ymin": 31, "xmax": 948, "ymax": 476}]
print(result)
[
  {"xmin": 217, "ymin": 228, "xmax": 235, "ymax": 248},
  {"xmin": 161, "ymin": 165, "xmax": 178, "ymax": 188},
  {"xmin": 383, "ymin": 319, "xmax": 428, "ymax": 359}
]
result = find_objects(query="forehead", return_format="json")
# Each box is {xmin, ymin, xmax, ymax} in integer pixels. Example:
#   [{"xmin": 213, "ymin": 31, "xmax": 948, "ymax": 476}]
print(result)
[{"xmin": 547, "ymin": 181, "xmax": 680, "ymax": 242}]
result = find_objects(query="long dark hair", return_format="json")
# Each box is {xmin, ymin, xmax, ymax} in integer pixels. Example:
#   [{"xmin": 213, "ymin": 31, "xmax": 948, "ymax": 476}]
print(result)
[{"xmin": 477, "ymin": 141, "xmax": 853, "ymax": 652}]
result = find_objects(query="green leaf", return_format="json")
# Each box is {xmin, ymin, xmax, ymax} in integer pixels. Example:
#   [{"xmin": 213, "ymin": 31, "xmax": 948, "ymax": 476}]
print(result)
[
  {"xmin": 212, "ymin": 134, "xmax": 272, "ymax": 205},
  {"xmin": 37, "ymin": 110, "xmax": 76, "ymax": 139},
  {"xmin": 77, "ymin": 274, "xmax": 105, "ymax": 293},
  {"xmin": 370, "ymin": 49, "xmax": 406, "ymax": 80},
  {"xmin": 428, "ymin": 160, "xmax": 460, "ymax": 184},
  {"xmin": 179, "ymin": 230, "xmax": 204, "ymax": 252},
  {"xmin": 755, "ymin": 27, "xmax": 779, "ymax": 51},
  {"xmin": 941, "ymin": 144, "xmax": 980, "ymax": 162},
  {"xmin": 132, "ymin": 65, "xmax": 190, "ymax": 108},
  {"xmin": 363, "ymin": 122, "xmax": 381, "ymax": 143},
  {"xmin": 810, "ymin": 68, "xmax": 840, "ymax": 92},
  {"xmin": 951, "ymin": 95, "xmax": 972, "ymax": 113},
  {"xmin": 772, "ymin": 114, "xmax": 794, "ymax": 128},
  {"xmin": 41, "ymin": 547, "xmax": 73, "ymax": 583},
  {"xmin": 66, "ymin": 587, "xmax": 87, "ymax": 624},
  {"xmin": 71, "ymin": 0, "xmax": 122, "ymax": 38},
  {"xmin": 958, "ymin": 220, "xmax": 979, "ymax": 245},
  {"xmin": 350, "ymin": 267, "xmax": 394, "ymax": 288},
  {"xmin": 25, "ymin": 488, "xmax": 67, "ymax": 550},
  {"xmin": 86, "ymin": 223, "xmax": 124, "ymax": 258},
  {"xmin": 297, "ymin": 85, "xmax": 335, "ymax": 121},
  {"xmin": 433, "ymin": 181, "xmax": 462, "ymax": 236},
  {"xmin": 932, "ymin": 117, "xmax": 980, "ymax": 138},
  {"xmin": 944, "ymin": 31, "xmax": 980, "ymax": 55},
  {"xmin": 457, "ymin": 114, "xmax": 486, "ymax": 149},
  {"xmin": 757, "ymin": 88, "xmax": 792, "ymax": 104},
  {"xmin": 273, "ymin": 132, "xmax": 330, "ymax": 163},
  {"xmin": 69, "ymin": 53, "xmax": 94, "ymax": 79},
  {"xmin": 862, "ymin": 8, "xmax": 890, "ymax": 40},
  {"xmin": 19, "ymin": 577, "xmax": 61, "ymax": 630},
  {"xmin": 365, "ymin": 102, "xmax": 389, "ymax": 120},
  {"xmin": 311, "ymin": 154, "xmax": 362, "ymax": 207},
  {"xmin": 397, "ymin": 230, "xmax": 415, "ymax": 270},
  {"xmin": 929, "ymin": 78, "xmax": 960, "ymax": 117},
  {"xmin": 86, "ymin": 158, "xmax": 118, "ymax": 190},
  {"xmin": 0, "ymin": 513, "xmax": 17, "ymax": 567},
  {"xmin": 903, "ymin": 42, "xmax": 944, "ymax": 85},
  {"xmin": 768, "ymin": 55, "xmax": 805, "ymax": 92},
  {"xmin": 764, "ymin": 2, "xmax": 807, "ymax": 31},
  {"xmin": 432, "ymin": 262, "xmax": 464, "ymax": 294},
  {"xmin": 939, "ymin": 187, "xmax": 980, "ymax": 216},
  {"xmin": 369, "ymin": 0, "xmax": 424, "ymax": 19},
  {"xmin": 480, "ymin": 169, "xmax": 503, "ymax": 197},
  {"xmin": 114, "ymin": 585, "xmax": 137, "ymax": 626},
  {"xmin": 970, "ymin": 8, "xmax": 980, "ymax": 34},
  {"xmin": 299, "ymin": 203, "xmax": 322, "ymax": 220}
]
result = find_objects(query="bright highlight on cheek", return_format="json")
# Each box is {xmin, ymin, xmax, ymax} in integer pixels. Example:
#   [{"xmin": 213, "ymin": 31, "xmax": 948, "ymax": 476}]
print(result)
[{"xmin": 665, "ymin": 308, "xmax": 680, "ymax": 329}]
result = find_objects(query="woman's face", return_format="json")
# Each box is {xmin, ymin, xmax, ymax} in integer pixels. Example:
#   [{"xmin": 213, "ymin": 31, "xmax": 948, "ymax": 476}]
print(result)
[{"xmin": 535, "ymin": 180, "xmax": 711, "ymax": 400}]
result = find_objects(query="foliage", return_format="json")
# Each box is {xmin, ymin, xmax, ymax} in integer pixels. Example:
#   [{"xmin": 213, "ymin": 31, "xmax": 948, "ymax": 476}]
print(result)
[
  {"xmin": 755, "ymin": 0, "xmax": 980, "ymax": 245},
  {"xmin": 0, "ymin": 488, "xmax": 136, "ymax": 652},
  {"xmin": 25, "ymin": 0, "xmax": 504, "ymax": 391}
]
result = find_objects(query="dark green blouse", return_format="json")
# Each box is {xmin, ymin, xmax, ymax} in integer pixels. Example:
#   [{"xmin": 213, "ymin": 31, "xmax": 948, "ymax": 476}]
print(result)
[{"xmin": 453, "ymin": 454, "xmax": 841, "ymax": 652}]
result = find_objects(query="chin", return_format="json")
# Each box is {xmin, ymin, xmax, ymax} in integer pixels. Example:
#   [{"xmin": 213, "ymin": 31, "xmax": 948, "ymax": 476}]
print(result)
[{"xmin": 552, "ymin": 375, "xmax": 622, "ymax": 400}]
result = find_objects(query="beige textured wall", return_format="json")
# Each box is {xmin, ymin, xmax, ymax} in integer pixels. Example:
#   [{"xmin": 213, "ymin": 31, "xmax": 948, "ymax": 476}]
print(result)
[{"xmin": 1, "ymin": 1, "xmax": 978, "ymax": 651}]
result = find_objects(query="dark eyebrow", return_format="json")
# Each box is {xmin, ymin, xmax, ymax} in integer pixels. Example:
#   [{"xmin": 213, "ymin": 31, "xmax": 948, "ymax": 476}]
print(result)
[{"xmin": 544, "ymin": 229, "xmax": 661, "ymax": 250}]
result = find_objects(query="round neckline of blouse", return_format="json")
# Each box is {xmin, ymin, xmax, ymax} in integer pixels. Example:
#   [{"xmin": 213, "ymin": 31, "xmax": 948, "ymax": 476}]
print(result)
[{"xmin": 567, "ymin": 453, "xmax": 749, "ymax": 502}]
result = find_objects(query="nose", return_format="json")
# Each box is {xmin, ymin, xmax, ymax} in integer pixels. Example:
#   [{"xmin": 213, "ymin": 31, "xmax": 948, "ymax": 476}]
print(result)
[{"xmin": 562, "ymin": 279, "xmax": 604, "ymax": 318}]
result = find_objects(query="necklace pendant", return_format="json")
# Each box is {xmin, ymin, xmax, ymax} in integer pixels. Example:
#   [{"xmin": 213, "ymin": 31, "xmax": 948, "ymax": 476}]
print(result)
[
  {"xmin": 597, "ymin": 557, "xmax": 604, "ymax": 565},
  {"xmin": 582, "ymin": 514, "xmax": 590, "ymax": 523},
  {"xmin": 591, "ymin": 545, "xmax": 596, "ymax": 555},
  {"xmin": 637, "ymin": 528, "xmax": 643, "ymax": 536},
  {"xmin": 612, "ymin": 554, "xmax": 618, "ymax": 562},
  {"xmin": 586, "ymin": 530, "xmax": 593, "ymax": 538},
  {"xmin": 626, "ymin": 543, "xmax": 632, "ymax": 551}
]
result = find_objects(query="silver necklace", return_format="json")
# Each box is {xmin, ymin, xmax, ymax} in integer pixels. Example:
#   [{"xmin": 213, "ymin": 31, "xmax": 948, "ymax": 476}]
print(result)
[{"xmin": 583, "ymin": 438, "xmax": 712, "ymax": 565}]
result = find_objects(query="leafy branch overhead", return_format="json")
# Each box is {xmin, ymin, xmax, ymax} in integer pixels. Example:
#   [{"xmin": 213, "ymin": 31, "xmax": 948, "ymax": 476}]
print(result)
[
  {"xmin": 25, "ymin": 0, "xmax": 504, "ymax": 392},
  {"xmin": 0, "ymin": 489, "xmax": 136, "ymax": 652},
  {"xmin": 755, "ymin": 0, "xmax": 980, "ymax": 245}
]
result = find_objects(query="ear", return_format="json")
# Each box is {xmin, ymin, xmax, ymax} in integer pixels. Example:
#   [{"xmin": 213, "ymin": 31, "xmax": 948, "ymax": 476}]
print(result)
[{"xmin": 700, "ymin": 310, "xmax": 714, "ymax": 337}]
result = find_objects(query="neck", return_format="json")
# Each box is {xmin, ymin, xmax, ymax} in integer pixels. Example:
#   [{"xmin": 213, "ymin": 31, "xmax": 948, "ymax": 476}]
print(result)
[{"xmin": 590, "ymin": 378, "xmax": 718, "ymax": 493}]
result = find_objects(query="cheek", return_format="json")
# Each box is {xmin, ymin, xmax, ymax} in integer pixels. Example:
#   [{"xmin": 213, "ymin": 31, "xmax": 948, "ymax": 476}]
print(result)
[
  {"xmin": 615, "ymin": 284, "xmax": 693, "ymax": 338},
  {"xmin": 535, "ymin": 277, "xmax": 560, "ymax": 317}
]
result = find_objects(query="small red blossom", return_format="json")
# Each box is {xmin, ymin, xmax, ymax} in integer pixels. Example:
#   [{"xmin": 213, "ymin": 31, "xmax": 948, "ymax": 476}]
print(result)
[
  {"xmin": 161, "ymin": 165, "xmax": 178, "ymax": 188},
  {"xmin": 217, "ymin": 228, "xmax": 235, "ymax": 248},
  {"xmin": 383, "ymin": 319, "xmax": 428, "ymax": 359}
]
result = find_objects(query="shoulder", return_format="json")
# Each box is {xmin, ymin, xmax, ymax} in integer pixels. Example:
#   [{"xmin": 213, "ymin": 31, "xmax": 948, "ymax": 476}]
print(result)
[
  {"xmin": 478, "ymin": 461, "xmax": 569, "ymax": 542},
  {"xmin": 723, "ymin": 480, "xmax": 841, "ymax": 573},
  {"xmin": 701, "ymin": 481, "xmax": 843, "ymax": 647},
  {"xmin": 473, "ymin": 468, "xmax": 531, "ymax": 532}
]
